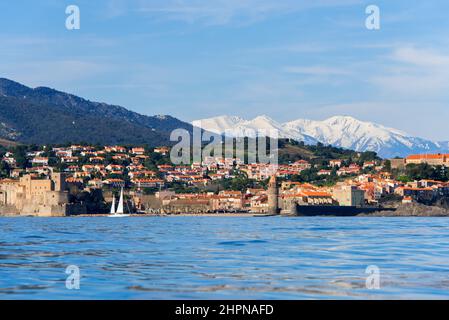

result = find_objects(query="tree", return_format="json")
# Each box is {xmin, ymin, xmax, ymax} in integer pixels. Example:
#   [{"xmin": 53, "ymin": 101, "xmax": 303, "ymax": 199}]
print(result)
[
  {"xmin": 404, "ymin": 163, "xmax": 447, "ymax": 182},
  {"xmin": 384, "ymin": 160, "xmax": 392, "ymax": 172},
  {"xmin": 0, "ymin": 161, "xmax": 11, "ymax": 177},
  {"xmin": 12, "ymin": 146, "xmax": 29, "ymax": 169},
  {"xmin": 142, "ymin": 187, "xmax": 158, "ymax": 195},
  {"xmin": 397, "ymin": 175, "xmax": 410, "ymax": 183},
  {"xmin": 359, "ymin": 151, "xmax": 379, "ymax": 162}
]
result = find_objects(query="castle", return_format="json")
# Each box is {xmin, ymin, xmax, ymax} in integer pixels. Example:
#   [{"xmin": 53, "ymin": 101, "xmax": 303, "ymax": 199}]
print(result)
[{"xmin": 0, "ymin": 172, "xmax": 85, "ymax": 217}]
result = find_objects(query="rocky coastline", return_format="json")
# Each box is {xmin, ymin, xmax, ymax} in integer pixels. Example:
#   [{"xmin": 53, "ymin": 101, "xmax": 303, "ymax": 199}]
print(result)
[{"xmin": 359, "ymin": 202, "xmax": 449, "ymax": 217}]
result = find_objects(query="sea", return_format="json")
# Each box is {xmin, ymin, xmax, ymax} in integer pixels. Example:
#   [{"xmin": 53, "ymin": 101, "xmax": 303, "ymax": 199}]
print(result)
[{"xmin": 1, "ymin": 216, "xmax": 449, "ymax": 299}]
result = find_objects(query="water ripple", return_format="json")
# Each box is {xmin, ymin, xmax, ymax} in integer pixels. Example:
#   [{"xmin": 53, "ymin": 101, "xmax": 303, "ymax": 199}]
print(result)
[{"xmin": 1, "ymin": 217, "xmax": 449, "ymax": 299}]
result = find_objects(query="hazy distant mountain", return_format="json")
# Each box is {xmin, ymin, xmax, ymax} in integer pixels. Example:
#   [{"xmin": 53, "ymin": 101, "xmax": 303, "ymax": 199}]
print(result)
[
  {"xmin": 0, "ymin": 78, "xmax": 193, "ymax": 146},
  {"xmin": 192, "ymin": 115, "xmax": 449, "ymax": 158}
]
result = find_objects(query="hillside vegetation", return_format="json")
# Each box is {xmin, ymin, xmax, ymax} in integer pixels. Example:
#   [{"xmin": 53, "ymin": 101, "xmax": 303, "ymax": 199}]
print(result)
[{"xmin": 0, "ymin": 78, "xmax": 192, "ymax": 146}]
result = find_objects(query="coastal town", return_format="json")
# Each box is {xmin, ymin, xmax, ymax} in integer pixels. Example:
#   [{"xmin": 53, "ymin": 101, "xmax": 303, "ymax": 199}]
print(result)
[{"xmin": 1, "ymin": 142, "xmax": 449, "ymax": 216}]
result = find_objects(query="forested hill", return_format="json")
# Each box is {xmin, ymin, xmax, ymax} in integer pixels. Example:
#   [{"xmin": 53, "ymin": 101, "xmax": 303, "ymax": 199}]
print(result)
[
  {"xmin": 0, "ymin": 78, "xmax": 192, "ymax": 146},
  {"xmin": 277, "ymin": 139, "xmax": 380, "ymax": 165}
]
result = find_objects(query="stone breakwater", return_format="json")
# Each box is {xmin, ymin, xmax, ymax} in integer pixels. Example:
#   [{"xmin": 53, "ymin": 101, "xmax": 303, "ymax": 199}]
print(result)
[{"xmin": 360, "ymin": 202, "xmax": 449, "ymax": 217}]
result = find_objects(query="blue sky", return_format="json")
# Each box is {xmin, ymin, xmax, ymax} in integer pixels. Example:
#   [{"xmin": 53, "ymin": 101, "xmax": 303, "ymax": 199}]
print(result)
[{"xmin": 1, "ymin": 0, "xmax": 449, "ymax": 140}]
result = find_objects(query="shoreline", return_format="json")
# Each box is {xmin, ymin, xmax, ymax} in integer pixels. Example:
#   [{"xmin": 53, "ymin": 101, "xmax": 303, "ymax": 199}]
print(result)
[
  {"xmin": 0, "ymin": 213, "xmax": 257, "ymax": 218},
  {"xmin": 2, "ymin": 203, "xmax": 449, "ymax": 218},
  {"xmin": 2, "ymin": 213, "xmax": 449, "ymax": 217},
  {"xmin": 359, "ymin": 202, "xmax": 449, "ymax": 217},
  {"xmin": 77, "ymin": 213, "xmax": 256, "ymax": 217}
]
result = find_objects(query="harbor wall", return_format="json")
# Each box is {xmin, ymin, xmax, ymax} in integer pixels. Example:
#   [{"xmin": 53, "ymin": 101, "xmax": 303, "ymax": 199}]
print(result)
[{"xmin": 0, "ymin": 203, "xmax": 87, "ymax": 217}]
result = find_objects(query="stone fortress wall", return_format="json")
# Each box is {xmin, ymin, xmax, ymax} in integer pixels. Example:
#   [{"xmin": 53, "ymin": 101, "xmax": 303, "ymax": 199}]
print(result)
[{"xmin": 0, "ymin": 172, "xmax": 85, "ymax": 216}]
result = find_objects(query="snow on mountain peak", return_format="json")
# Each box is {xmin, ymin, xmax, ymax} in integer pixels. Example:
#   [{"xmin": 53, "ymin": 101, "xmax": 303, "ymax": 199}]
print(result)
[
  {"xmin": 324, "ymin": 115, "xmax": 358, "ymax": 124},
  {"xmin": 192, "ymin": 115, "xmax": 448, "ymax": 158},
  {"xmin": 192, "ymin": 115, "xmax": 245, "ymax": 134}
]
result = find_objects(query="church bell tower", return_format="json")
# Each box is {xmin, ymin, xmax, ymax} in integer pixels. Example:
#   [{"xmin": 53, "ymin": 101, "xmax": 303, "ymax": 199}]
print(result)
[{"xmin": 267, "ymin": 175, "xmax": 279, "ymax": 214}]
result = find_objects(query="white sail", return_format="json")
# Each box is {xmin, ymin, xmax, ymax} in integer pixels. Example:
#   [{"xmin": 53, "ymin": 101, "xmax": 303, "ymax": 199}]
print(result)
[
  {"xmin": 110, "ymin": 194, "xmax": 116, "ymax": 214},
  {"xmin": 116, "ymin": 188, "xmax": 124, "ymax": 214}
]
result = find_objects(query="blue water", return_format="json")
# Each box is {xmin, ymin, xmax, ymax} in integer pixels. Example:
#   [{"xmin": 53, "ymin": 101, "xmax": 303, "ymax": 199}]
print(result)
[{"xmin": 1, "ymin": 217, "xmax": 449, "ymax": 299}]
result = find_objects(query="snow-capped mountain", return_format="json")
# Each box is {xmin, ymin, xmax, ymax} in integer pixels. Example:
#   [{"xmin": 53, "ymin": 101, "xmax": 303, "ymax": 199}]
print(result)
[
  {"xmin": 192, "ymin": 115, "xmax": 318, "ymax": 144},
  {"xmin": 192, "ymin": 115, "xmax": 448, "ymax": 158}
]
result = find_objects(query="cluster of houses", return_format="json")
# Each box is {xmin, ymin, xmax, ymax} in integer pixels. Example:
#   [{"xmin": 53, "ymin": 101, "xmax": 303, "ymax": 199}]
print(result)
[
  {"xmin": 1, "ymin": 144, "xmax": 380, "ymax": 190},
  {"xmin": 150, "ymin": 173, "xmax": 449, "ymax": 214},
  {"xmin": 2, "ymin": 145, "xmax": 170, "ymax": 190},
  {"xmin": 2, "ymin": 145, "xmax": 449, "ymax": 215}
]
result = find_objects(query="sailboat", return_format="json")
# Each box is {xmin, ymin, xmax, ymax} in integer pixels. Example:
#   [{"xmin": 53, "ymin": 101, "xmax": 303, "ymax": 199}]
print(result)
[
  {"xmin": 110, "ymin": 194, "xmax": 116, "ymax": 214},
  {"xmin": 108, "ymin": 187, "xmax": 130, "ymax": 217}
]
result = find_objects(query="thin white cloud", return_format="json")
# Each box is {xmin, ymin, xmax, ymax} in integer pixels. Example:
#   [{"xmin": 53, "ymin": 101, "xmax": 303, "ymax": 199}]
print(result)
[
  {"xmin": 105, "ymin": 0, "xmax": 129, "ymax": 18},
  {"xmin": 245, "ymin": 43, "xmax": 331, "ymax": 55},
  {"xmin": 0, "ymin": 36, "xmax": 53, "ymax": 46},
  {"xmin": 391, "ymin": 46, "xmax": 449, "ymax": 67},
  {"xmin": 136, "ymin": 0, "xmax": 362, "ymax": 25},
  {"xmin": 283, "ymin": 66, "xmax": 351, "ymax": 76},
  {"xmin": 371, "ymin": 46, "xmax": 449, "ymax": 96}
]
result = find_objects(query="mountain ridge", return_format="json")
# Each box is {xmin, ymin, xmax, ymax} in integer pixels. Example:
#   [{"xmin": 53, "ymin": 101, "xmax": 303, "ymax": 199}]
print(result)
[
  {"xmin": 2, "ymin": 78, "xmax": 447, "ymax": 158},
  {"xmin": 0, "ymin": 78, "xmax": 193, "ymax": 146},
  {"xmin": 192, "ymin": 115, "xmax": 449, "ymax": 158}
]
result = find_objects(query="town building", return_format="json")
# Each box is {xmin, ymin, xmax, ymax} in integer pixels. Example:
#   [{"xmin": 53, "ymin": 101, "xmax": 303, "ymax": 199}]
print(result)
[
  {"xmin": 389, "ymin": 158, "xmax": 406, "ymax": 170},
  {"xmin": 332, "ymin": 185, "xmax": 365, "ymax": 207},
  {"xmin": 406, "ymin": 154, "xmax": 449, "ymax": 167}
]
